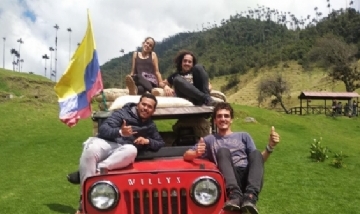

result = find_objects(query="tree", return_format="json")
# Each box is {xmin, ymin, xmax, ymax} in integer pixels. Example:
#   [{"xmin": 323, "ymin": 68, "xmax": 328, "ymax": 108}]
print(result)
[
  {"xmin": 307, "ymin": 34, "xmax": 360, "ymax": 92},
  {"xmin": 10, "ymin": 48, "xmax": 17, "ymax": 71},
  {"xmin": 257, "ymin": 73, "xmax": 290, "ymax": 113},
  {"xmin": 42, "ymin": 54, "xmax": 50, "ymax": 77},
  {"xmin": 17, "ymin": 38, "xmax": 24, "ymax": 72},
  {"xmin": 103, "ymin": 81, "xmax": 111, "ymax": 89}
]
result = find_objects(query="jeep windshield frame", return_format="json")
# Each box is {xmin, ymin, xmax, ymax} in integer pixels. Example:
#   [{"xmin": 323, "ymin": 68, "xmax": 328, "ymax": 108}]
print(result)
[{"xmin": 91, "ymin": 106, "xmax": 215, "ymax": 161}]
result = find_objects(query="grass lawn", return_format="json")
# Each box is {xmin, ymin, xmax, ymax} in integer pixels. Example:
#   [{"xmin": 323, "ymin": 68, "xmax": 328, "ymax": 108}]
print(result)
[{"xmin": 0, "ymin": 97, "xmax": 359, "ymax": 214}]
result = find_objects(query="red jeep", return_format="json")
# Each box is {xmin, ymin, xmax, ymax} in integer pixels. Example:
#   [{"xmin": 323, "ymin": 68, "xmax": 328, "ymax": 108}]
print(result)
[{"xmin": 82, "ymin": 106, "xmax": 238, "ymax": 214}]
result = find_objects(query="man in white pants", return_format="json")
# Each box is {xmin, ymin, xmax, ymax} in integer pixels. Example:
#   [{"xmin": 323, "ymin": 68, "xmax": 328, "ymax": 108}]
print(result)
[{"xmin": 75, "ymin": 93, "xmax": 165, "ymax": 214}]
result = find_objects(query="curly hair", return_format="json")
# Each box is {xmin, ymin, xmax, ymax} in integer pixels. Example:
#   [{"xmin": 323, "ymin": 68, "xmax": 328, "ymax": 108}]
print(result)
[
  {"xmin": 173, "ymin": 50, "xmax": 197, "ymax": 71},
  {"xmin": 212, "ymin": 102, "xmax": 234, "ymax": 120}
]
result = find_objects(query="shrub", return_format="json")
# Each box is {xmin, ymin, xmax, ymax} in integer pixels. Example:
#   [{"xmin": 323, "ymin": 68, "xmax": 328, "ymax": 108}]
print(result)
[
  {"xmin": 309, "ymin": 138, "xmax": 348, "ymax": 168},
  {"xmin": 310, "ymin": 137, "xmax": 329, "ymax": 162},
  {"xmin": 332, "ymin": 151, "xmax": 348, "ymax": 168}
]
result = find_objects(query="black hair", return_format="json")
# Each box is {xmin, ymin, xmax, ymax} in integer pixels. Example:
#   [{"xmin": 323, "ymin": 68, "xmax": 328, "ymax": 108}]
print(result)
[
  {"xmin": 139, "ymin": 93, "xmax": 158, "ymax": 108},
  {"xmin": 174, "ymin": 50, "xmax": 197, "ymax": 72}
]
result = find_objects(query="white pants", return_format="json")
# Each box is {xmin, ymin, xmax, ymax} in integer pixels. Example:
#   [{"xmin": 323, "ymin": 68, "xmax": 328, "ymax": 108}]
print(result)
[{"xmin": 79, "ymin": 137, "xmax": 137, "ymax": 190}]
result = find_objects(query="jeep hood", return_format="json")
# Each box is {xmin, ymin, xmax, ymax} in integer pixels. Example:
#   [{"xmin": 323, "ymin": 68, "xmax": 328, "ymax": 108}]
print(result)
[{"xmin": 106, "ymin": 157, "xmax": 219, "ymax": 175}]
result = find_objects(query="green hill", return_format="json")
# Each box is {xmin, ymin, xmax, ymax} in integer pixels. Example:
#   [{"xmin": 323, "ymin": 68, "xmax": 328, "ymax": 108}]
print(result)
[
  {"xmin": 0, "ymin": 68, "xmax": 57, "ymax": 104},
  {"xmin": 100, "ymin": 7, "xmax": 360, "ymax": 91}
]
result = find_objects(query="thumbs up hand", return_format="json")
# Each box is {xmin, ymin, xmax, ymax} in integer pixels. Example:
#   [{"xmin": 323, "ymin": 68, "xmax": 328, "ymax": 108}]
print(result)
[
  {"xmin": 268, "ymin": 126, "xmax": 280, "ymax": 148},
  {"xmin": 195, "ymin": 138, "xmax": 206, "ymax": 157},
  {"xmin": 120, "ymin": 120, "xmax": 137, "ymax": 136}
]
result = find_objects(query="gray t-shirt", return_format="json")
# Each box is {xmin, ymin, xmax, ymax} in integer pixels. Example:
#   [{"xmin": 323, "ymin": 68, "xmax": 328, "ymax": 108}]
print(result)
[{"xmin": 191, "ymin": 132, "xmax": 257, "ymax": 168}]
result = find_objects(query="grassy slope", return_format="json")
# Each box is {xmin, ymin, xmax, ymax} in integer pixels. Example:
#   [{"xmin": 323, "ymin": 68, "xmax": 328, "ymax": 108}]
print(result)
[
  {"xmin": 1, "ymin": 69, "xmax": 360, "ymax": 213},
  {"xmin": 0, "ymin": 68, "xmax": 57, "ymax": 104},
  {"xmin": 210, "ymin": 61, "xmax": 360, "ymax": 108}
]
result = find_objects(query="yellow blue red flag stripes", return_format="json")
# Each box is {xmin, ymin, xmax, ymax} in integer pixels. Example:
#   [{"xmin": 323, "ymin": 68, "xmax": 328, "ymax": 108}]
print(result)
[{"xmin": 54, "ymin": 10, "xmax": 103, "ymax": 127}]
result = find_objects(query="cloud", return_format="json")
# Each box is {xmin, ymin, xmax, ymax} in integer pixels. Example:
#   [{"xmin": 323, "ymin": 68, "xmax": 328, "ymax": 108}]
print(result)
[{"xmin": 0, "ymin": 0, "xmax": 354, "ymax": 81}]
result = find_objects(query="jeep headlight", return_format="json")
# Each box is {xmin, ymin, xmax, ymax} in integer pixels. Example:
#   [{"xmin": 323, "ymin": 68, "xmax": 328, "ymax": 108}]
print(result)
[
  {"xmin": 88, "ymin": 181, "xmax": 119, "ymax": 210},
  {"xmin": 190, "ymin": 176, "xmax": 221, "ymax": 207}
]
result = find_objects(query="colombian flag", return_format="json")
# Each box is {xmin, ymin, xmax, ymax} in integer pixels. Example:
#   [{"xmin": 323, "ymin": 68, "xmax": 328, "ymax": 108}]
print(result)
[{"xmin": 54, "ymin": 10, "xmax": 103, "ymax": 127}]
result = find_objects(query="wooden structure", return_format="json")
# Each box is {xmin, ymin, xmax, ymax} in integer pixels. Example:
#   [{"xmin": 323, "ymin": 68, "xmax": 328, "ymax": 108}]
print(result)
[{"xmin": 297, "ymin": 91, "xmax": 359, "ymax": 115}]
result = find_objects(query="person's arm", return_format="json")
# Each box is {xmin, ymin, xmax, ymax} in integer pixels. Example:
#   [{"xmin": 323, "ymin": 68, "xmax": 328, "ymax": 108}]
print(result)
[
  {"xmin": 129, "ymin": 52, "xmax": 137, "ymax": 76},
  {"xmin": 162, "ymin": 76, "xmax": 172, "ymax": 87},
  {"xmin": 98, "ymin": 110, "xmax": 124, "ymax": 139},
  {"xmin": 158, "ymin": 74, "xmax": 176, "ymax": 96},
  {"xmin": 261, "ymin": 147, "xmax": 272, "ymax": 162},
  {"xmin": 152, "ymin": 52, "xmax": 165, "ymax": 88},
  {"xmin": 161, "ymin": 71, "xmax": 178, "ymax": 88},
  {"xmin": 183, "ymin": 137, "xmax": 209, "ymax": 161},
  {"xmin": 262, "ymin": 126, "xmax": 280, "ymax": 161},
  {"xmin": 146, "ymin": 123, "xmax": 165, "ymax": 151},
  {"xmin": 183, "ymin": 149, "xmax": 199, "ymax": 161}
]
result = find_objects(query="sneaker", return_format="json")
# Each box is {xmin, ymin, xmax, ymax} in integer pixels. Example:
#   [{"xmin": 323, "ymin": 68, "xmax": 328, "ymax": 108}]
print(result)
[
  {"xmin": 223, "ymin": 191, "xmax": 242, "ymax": 211},
  {"xmin": 125, "ymin": 75, "xmax": 137, "ymax": 95},
  {"xmin": 223, "ymin": 197, "xmax": 242, "ymax": 211},
  {"xmin": 240, "ymin": 193, "xmax": 259, "ymax": 214},
  {"xmin": 204, "ymin": 97, "xmax": 219, "ymax": 107},
  {"xmin": 67, "ymin": 171, "xmax": 80, "ymax": 185}
]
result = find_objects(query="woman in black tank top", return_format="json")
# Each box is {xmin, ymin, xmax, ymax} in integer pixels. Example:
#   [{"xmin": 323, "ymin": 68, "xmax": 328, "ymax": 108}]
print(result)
[{"xmin": 125, "ymin": 37, "xmax": 166, "ymax": 95}]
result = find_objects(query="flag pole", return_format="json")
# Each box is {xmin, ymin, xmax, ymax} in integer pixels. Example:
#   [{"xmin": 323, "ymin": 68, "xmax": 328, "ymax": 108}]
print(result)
[{"xmin": 101, "ymin": 90, "xmax": 108, "ymax": 111}]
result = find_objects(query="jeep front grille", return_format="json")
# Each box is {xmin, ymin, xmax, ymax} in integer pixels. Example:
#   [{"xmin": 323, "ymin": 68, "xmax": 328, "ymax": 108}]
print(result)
[{"xmin": 124, "ymin": 188, "xmax": 188, "ymax": 214}]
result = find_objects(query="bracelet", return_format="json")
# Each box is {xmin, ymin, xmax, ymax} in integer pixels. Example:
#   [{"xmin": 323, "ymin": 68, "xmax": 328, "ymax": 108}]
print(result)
[
  {"xmin": 119, "ymin": 129, "xmax": 130, "ymax": 137},
  {"xmin": 266, "ymin": 144, "xmax": 274, "ymax": 153}
]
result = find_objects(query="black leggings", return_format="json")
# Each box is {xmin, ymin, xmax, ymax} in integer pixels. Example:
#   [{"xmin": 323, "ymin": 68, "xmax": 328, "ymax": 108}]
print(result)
[{"xmin": 132, "ymin": 74, "xmax": 157, "ymax": 95}]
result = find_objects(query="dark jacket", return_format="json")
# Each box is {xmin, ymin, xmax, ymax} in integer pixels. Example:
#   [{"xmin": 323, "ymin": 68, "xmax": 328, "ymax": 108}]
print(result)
[{"xmin": 97, "ymin": 102, "xmax": 165, "ymax": 151}]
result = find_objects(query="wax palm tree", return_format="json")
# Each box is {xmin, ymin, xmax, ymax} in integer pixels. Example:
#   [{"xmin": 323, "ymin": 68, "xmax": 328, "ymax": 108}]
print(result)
[
  {"xmin": 10, "ymin": 48, "xmax": 16, "ymax": 71},
  {"xmin": 42, "ymin": 54, "xmax": 49, "ymax": 77},
  {"xmin": 19, "ymin": 59, "xmax": 24, "ymax": 72},
  {"xmin": 54, "ymin": 24, "xmax": 59, "ymax": 79},
  {"xmin": 2, "ymin": 37, "xmax": 5, "ymax": 69},
  {"xmin": 12, "ymin": 61, "xmax": 17, "ymax": 71},
  {"xmin": 67, "ymin": 28, "xmax": 72, "ymax": 61},
  {"xmin": 49, "ymin": 47, "xmax": 54, "ymax": 75},
  {"xmin": 17, "ymin": 38, "xmax": 23, "ymax": 71}
]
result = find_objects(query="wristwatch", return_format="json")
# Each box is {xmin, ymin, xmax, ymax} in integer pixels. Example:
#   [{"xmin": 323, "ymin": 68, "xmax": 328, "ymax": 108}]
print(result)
[{"xmin": 266, "ymin": 145, "xmax": 274, "ymax": 153}]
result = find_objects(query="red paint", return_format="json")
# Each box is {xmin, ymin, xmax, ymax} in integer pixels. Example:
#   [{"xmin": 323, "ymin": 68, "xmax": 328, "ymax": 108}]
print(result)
[
  {"xmin": 105, "ymin": 157, "xmax": 219, "ymax": 174},
  {"xmin": 82, "ymin": 157, "xmax": 240, "ymax": 214}
]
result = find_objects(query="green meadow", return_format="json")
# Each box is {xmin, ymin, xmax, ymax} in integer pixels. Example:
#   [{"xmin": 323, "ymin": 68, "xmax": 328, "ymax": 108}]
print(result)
[{"xmin": 1, "ymin": 68, "xmax": 359, "ymax": 213}]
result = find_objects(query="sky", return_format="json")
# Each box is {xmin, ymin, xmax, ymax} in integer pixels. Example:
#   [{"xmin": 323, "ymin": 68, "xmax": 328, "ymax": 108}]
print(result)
[{"xmin": 0, "ymin": 0, "xmax": 357, "ymax": 82}]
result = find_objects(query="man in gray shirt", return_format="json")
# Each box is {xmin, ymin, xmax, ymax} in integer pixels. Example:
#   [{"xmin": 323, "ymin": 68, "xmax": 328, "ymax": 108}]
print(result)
[{"xmin": 183, "ymin": 102, "xmax": 280, "ymax": 214}]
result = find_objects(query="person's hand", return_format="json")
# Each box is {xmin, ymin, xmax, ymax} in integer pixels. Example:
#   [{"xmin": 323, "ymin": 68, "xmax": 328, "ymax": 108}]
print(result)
[
  {"xmin": 134, "ymin": 137, "xmax": 149, "ymax": 145},
  {"xmin": 268, "ymin": 126, "xmax": 280, "ymax": 148},
  {"xmin": 164, "ymin": 85, "xmax": 175, "ymax": 96},
  {"xmin": 120, "ymin": 120, "xmax": 137, "ymax": 136},
  {"xmin": 195, "ymin": 138, "xmax": 206, "ymax": 157}
]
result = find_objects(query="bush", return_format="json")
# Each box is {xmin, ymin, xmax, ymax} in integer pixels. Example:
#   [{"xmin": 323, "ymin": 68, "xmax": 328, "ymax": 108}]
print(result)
[
  {"xmin": 309, "ymin": 137, "xmax": 348, "ymax": 168},
  {"xmin": 220, "ymin": 75, "xmax": 240, "ymax": 92},
  {"xmin": 332, "ymin": 151, "xmax": 348, "ymax": 168},
  {"xmin": 310, "ymin": 137, "xmax": 329, "ymax": 162}
]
